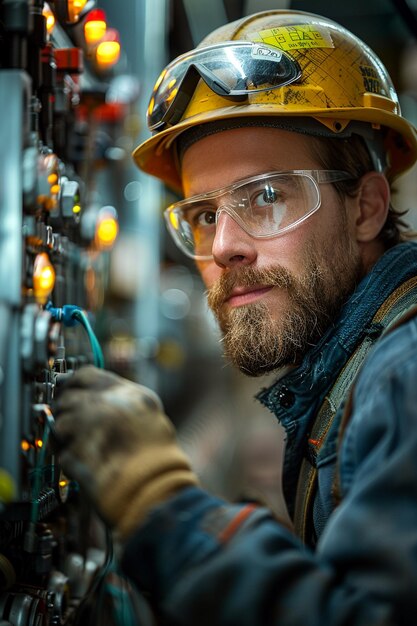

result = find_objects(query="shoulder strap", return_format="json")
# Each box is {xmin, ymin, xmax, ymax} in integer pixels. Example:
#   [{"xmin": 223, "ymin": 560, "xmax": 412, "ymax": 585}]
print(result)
[
  {"xmin": 331, "ymin": 300, "xmax": 417, "ymax": 505},
  {"xmin": 293, "ymin": 277, "xmax": 417, "ymax": 544}
]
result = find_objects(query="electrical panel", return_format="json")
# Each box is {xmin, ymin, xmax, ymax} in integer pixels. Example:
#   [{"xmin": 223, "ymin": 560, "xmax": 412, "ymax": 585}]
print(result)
[{"xmin": 0, "ymin": 2, "xmax": 149, "ymax": 624}]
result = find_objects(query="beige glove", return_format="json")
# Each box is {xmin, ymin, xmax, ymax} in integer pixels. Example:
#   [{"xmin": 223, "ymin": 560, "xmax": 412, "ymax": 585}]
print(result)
[{"xmin": 54, "ymin": 365, "xmax": 199, "ymax": 540}]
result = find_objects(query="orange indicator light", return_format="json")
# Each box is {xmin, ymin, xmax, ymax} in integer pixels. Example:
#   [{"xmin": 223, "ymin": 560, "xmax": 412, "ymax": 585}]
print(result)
[
  {"xmin": 67, "ymin": 0, "xmax": 88, "ymax": 23},
  {"xmin": 96, "ymin": 29, "xmax": 121, "ymax": 69},
  {"xmin": 84, "ymin": 9, "xmax": 107, "ymax": 45},
  {"xmin": 33, "ymin": 252, "xmax": 56, "ymax": 304},
  {"xmin": 42, "ymin": 3, "xmax": 56, "ymax": 34},
  {"xmin": 95, "ymin": 206, "xmax": 119, "ymax": 250},
  {"xmin": 96, "ymin": 218, "xmax": 118, "ymax": 247}
]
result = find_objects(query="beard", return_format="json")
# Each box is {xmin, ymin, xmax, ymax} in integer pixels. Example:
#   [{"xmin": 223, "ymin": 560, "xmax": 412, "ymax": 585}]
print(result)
[{"xmin": 206, "ymin": 231, "xmax": 363, "ymax": 377}]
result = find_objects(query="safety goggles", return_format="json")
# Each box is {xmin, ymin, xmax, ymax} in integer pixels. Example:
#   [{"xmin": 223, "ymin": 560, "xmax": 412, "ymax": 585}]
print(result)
[
  {"xmin": 164, "ymin": 170, "xmax": 352, "ymax": 260},
  {"xmin": 147, "ymin": 42, "xmax": 302, "ymax": 131}
]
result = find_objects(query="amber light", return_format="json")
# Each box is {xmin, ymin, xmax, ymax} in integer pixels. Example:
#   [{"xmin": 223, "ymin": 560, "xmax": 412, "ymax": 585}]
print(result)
[
  {"xmin": 95, "ymin": 206, "xmax": 119, "ymax": 250},
  {"xmin": 67, "ymin": 0, "xmax": 88, "ymax": 22},
  {"xmin": 96, "ymin": 28, "xmax": 121, "ymax": 69},
  {"xmin": 42, "ymin": 3, "xmax": 56, "ymax": 34},
  {"xmin": 84, "ymin": 8, "xmax": 107, "ymax": 45},
  {"xmin": 97, "ymin": 218, "xmax": 118, "ymax": 244},
  {"xmin": 33, "ymin": 252, "xmax": 56, "ymax": 304}
]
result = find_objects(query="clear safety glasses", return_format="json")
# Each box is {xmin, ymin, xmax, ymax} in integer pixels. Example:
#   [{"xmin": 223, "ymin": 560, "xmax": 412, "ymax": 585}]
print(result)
[
  {"xmin": 164, "ymin": 170, "xmax": 353, "ymax": 260},
  {"xmin": 147, "ymin": 42, "xmax": 302, "ymax": 131}
]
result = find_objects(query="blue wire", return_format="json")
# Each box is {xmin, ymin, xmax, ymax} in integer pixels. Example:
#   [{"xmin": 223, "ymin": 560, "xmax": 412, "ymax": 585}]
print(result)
[
  {"xmin": 31, "ymin": 304, "xmax": 104, "ymax": 519},
  {"xmin": 46, "ymin": 303, "xmax": 105, "ymax": 368},
  {"xmin": 72, "ymin": 309, "xmax": 105, "ymax": 369}
]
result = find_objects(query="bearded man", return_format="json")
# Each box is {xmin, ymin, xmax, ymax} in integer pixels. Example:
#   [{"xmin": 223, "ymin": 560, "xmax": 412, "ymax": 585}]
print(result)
[{"xmin": 55, "ymin": 10, "xmax": 417, "ymax": 626}]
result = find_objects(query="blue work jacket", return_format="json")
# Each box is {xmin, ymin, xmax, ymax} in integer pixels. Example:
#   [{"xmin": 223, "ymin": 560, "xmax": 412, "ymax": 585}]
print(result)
[{"xmin": 122, "ymin": 241, "xmax": 417, "ymax": 626}]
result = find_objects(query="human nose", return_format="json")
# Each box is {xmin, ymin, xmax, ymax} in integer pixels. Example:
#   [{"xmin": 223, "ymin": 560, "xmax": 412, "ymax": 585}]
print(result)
[{"xmin": 211, "ymin": 209, "xmax": 257, "ymax": 268}]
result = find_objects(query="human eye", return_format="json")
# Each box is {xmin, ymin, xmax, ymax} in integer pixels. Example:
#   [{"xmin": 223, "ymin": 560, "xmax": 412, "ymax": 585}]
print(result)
[
  {"xmin": 251, "ymin": 183, "xmax": 285, "ymax": 209},
  {"xmin": 187, "ymin": 204, "xmax": 217, "ymax": 228}
]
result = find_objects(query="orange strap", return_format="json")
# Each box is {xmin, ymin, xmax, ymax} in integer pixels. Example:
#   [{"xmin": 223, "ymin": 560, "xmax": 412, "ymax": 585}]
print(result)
[{"xmin": 218, "ymin": 504, "xmax": 258, "ymax": 543}]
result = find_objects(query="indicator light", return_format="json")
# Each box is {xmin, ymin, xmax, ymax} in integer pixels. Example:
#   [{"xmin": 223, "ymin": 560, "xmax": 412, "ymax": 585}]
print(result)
[
  {"xmin": 58, "ymin": 471, "xmax": 70, "ymax": 502},
  {"xmin": 67, "ymin": 0, "xmax": 88, "ymax": 23},
  {"xmin": 21, "ymin": 440, "xmax": 31, "ymax": 452},
  {"xmin": 35, "ymin": 439, "xmax": 43, "ymax": 449},
  {"xmin": 84, "ymin": 8, "xmax": 107, "ymax": 45},
  {"xmin": 96, "ymin": 218, "xmax": 118, "ymax": 248},
  {"xmin": 96, "ymin": 29, "xmax": 121, "ymax": 69},
  {"xmin": 42, "ymin": 3, "xmax": 56, "ymax": 34},
  {"xmin": 95, "ymin": 206, "xmax": 118, "ymax": 250},
  {"xmin": 33, "ymin": 252, "xmax": 56, "ymax": 304}
]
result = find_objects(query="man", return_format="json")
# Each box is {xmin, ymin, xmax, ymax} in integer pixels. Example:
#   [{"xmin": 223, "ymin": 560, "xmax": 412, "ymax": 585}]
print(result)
[{"xmin": 56, "ymin": 10, "xmax": 417, "ymax": 625}]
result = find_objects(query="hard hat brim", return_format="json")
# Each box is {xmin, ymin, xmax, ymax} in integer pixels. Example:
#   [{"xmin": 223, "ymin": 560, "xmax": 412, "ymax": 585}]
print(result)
[{"xmin": 133, "ymin": 104, "xmax": 417, "ymax": 194}]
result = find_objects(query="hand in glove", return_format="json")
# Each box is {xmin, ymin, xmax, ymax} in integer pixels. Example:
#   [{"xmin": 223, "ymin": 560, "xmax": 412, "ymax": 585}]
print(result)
[{"xmin": 54, "ymin": 365, "xmax": 199, "ymax": 540}]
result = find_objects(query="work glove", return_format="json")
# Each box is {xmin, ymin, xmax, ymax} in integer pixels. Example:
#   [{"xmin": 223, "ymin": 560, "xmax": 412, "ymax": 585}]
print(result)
[{"xmin": 54, "ymin": 365, "xmax": 199, "ymax": 540}]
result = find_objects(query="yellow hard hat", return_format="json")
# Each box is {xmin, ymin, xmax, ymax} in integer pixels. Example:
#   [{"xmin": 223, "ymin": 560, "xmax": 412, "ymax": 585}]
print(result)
[{"xmin": 133, "ymin": 10, "xmax": 417, "ymax": 192}]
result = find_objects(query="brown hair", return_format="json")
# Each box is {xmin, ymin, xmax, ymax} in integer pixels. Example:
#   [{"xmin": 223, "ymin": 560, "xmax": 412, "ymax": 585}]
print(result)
[{"xmin": 310, "ymin": 133, "xmax": 412, "ymax": 248}]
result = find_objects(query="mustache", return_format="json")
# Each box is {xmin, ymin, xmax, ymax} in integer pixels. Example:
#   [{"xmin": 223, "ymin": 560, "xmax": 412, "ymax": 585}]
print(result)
[{"xmin": 207, "ymin": 265, "xmax": 294, "ymax": 313}]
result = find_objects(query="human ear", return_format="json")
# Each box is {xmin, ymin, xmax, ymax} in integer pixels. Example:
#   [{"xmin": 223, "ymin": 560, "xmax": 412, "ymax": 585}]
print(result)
[{"xmin": 354, "ymin": 172, "xmax": 390, "ymax": 242}]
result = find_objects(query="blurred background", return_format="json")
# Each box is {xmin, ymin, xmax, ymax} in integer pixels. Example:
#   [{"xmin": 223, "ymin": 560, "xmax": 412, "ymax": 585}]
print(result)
[{"xmin": 48, "ymin": 0, "xmax": 417, "ymax": 515}]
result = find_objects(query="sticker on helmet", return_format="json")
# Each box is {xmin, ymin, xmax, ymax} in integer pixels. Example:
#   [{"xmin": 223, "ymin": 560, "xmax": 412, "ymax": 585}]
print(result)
[
  {"xmin": 359, "ymin": 65, "xmax": 382, "ymax": 94},
  {"xmin": 250, "ymin": 44, "xmax": 283, "ymax": 61},
  {"xmin": 252, "ymin": 25, "xmax": 334, "ymax": 51}
]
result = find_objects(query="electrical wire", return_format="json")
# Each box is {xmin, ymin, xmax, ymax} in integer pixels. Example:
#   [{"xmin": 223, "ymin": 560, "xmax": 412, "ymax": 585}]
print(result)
[
  {"xmin": 46, "ymin": 303, "xmax": 105, "ymax": 368},
  {"xmin": 29, "ymin": 305, "xmax": 104, "ymax": 523},
  {"xmin": 44, "ymin": 303, "xmax": 143, "ymax": 624},
  {"xmin": 71, "ymin": 309, "xmax": 105, "ymax": 369}
]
